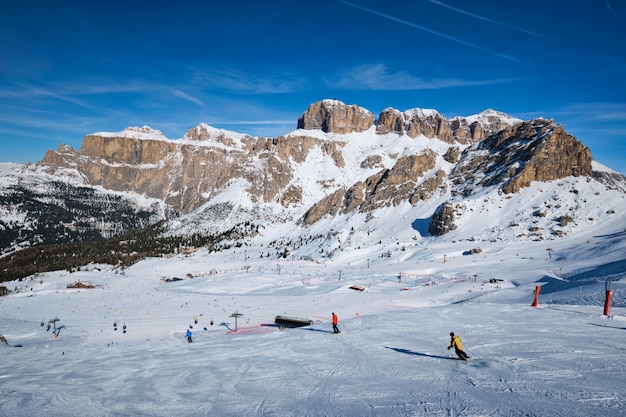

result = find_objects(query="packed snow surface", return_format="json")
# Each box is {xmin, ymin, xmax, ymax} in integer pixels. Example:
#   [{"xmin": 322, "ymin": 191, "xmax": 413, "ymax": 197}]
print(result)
[{"xmin": 1, "ymin": 223, "xmax": 625, "ymax": 416}]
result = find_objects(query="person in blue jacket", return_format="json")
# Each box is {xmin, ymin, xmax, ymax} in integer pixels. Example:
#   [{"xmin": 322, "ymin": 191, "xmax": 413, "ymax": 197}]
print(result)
[{"xmin": 186, "ymin": 328, "xmax": 193, "ymax": 343}]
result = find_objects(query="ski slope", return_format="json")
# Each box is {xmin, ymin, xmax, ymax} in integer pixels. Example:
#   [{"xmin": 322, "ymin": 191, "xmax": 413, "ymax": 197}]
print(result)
[{"xmin": 1, "ymin": 227, "xmax": 625, "ymax": 416}]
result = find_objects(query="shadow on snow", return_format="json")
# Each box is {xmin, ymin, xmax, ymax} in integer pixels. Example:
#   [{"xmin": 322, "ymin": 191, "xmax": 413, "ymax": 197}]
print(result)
[
  {"xmin": 589, "ymin": 322, "xmax": 626, "ymax": 331},
  {"xmin": 302, "ymin": 327, "xmax": 334, "ymax": 334},
  {"xmin": 537, "ymin": 258, "xmax": 626, "ymax": 295},
  {"xmin": 385, "ymin": 346, "xmax": 451, "ymax": 360}
]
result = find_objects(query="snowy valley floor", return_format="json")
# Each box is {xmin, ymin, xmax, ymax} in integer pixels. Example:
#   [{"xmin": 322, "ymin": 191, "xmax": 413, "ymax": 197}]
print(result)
[{"xmin": 1, "ymin": 246, "xmax": 625, "ymax": 417}]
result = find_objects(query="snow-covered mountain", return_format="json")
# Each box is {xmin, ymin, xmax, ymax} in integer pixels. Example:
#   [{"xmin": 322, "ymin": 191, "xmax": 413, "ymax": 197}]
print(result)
[
  {"xmin": 1, "ymin": 100, "xmax": 625, "ymax": 278},
  {"xmin": 1, "ymin": 101, "xmax": 626, "ymax": 416},
  {"xmin": 1, "ymin": 182, "xmax": 625, "ymax": 416}
]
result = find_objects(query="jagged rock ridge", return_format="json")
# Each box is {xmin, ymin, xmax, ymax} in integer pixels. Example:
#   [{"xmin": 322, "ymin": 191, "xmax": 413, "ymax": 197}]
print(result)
[
  {"xmin": 3, "ymin": 99, "xmax": 623, "ymax": 258},
  {"xmin": 37, "ymin": 100, "xmax": 530, "ymax": 216},
  {"xmin": 449, "ymin": 119, "xmax": 592, "ymax": 195}
]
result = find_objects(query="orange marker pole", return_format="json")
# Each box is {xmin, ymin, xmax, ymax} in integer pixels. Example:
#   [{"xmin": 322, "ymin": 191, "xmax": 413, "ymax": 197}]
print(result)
[
  {"xmin": 531, "ymin": 285, "xmax": 541, "ymax": 307},
  {"xmin": 603, "ymin": 290, "xmax": 613, "ymax": 316}
]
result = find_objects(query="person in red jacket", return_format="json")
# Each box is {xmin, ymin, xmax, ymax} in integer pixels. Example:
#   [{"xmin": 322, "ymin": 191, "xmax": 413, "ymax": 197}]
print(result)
[
  {"xmin": 331, "ymin": 312, "xmax": 340, "ymax": 334},
  {"xmin": 448, "ymin": 332, "xmax": 469, "ymax": 360}
]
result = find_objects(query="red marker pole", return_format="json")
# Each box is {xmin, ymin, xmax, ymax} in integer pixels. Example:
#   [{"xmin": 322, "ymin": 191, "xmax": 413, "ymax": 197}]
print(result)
[
  {"xmin": 531, "ymin": 285, "xmax": 541, "ymax": 307},
  {"xmin": 603, "ymin": 290, "xmax": 613, "ymax": 316}
]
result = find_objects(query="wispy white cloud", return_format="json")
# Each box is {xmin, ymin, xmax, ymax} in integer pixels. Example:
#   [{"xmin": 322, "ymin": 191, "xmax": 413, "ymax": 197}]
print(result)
[
  {"xmin": 336, "ymin": 0, "xmax": 526, "ymax": 64},
  {"xmin": 562, "ymin": 102, "xmax": 626, "ymax": 123},
  {"xmin": 332, "ymin": 63, "xmax": 520, "ymax": 91},
  {"xmin": 0, "ymin": 77, "xmax": 212, "ymax": 116},
  {"xmin": 0, "ymin": 78, "xmax": 155, "ymax": 107},
  {"xmin": 191, "ymin": 68, "xmax": 308, "ymax": 94},
  {"xmin": 0, "ymin": 81, "xmax": 90, "ymax": 108},
  {"xmin": 605, "ymin": 1, "xmax": 619, "ymax": 18},
  {"xmin": 223, "ymin": 120, "xmax": 294, "ymax": 125},
  {"xmin": 521, "ymin": 102, "xmax": 626, "ymax": 127},
  {"xmin": 427, "ymin": 0, "xmax": 550, "ymax": 39},
  {"xmin": 0, "ymin": 102, "xmax": 107, "ymax": 142},
  {"xmin": 602, "ymin": 55, "xmax": 626, "ymax": 70},
  {"xmin": 171, "ymin": 90, "xmax": 204, "ymax": 107}
]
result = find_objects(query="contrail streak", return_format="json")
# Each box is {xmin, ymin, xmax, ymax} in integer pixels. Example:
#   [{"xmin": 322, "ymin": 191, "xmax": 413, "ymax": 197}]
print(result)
[
  {"xmin": 336, "ymin": 0, "xmax": 524, "ymax": 64},
  {"xmin": 427, "ymin": 0, "xmax": 550, "ymax": 39}
]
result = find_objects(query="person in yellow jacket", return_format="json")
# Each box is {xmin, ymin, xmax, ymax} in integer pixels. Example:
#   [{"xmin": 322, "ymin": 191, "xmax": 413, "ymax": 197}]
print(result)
[{"xmin": 448, "ymin": 332, "xmax": 469, "ymax": 360}]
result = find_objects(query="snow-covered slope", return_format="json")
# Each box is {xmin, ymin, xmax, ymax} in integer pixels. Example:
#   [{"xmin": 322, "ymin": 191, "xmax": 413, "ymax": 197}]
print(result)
[
  {"xmin": 0, "ymin": 163, "xmax": 169, "ymax": 255},
  {"xmin": 1, "ymin": 205, "xmax": 624, "ymax": 416},
  {"xmin": 2, "ymin": 98, "xmax": 626, "ymax": 415},
  {"xmin": 4, "ymin": 101, "xmax": 623, "ymax": 262}
]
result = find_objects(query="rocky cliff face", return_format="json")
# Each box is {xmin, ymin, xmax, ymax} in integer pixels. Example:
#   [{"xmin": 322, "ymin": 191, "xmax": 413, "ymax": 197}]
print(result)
[
  {"xmin": 377, "ymin": 108, "xmax": 454, "ymax": 142},
  {"xmin": 297, "ymin": 99, "xmax": 375, "ymax": 133},
  {"xmin": 40, "ymin": 124, "xmax": 346, "ymax": 214},
  {"xmin": 376, "ymin": 108, "xmax": 517, "ymax": 144},
  {"xmin": 34, "ymin": 100, "xmax": 611, "ymax": 238},
  {"xmin": 302, "ymin": 151, "xmax": 444, "ymax": 225},
  {"xmin": 449, "ymin": 118, "xmax": 593, "ymax": 195}
]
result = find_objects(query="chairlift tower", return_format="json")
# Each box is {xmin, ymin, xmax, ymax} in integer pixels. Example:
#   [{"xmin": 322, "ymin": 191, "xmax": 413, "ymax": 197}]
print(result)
[
  {"xmin": 48, "ymin": 317, "xmax": 60, "ymax": 331},
  {"xmin": 230, "ymin": 311, "xmax": 243, "ymax": 332}
]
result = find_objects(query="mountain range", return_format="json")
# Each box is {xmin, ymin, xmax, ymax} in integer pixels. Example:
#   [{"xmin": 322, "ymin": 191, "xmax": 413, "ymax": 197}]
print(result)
[{"xmin": 1, "ymin": 99, "xmax": 625, "ymax": 280}]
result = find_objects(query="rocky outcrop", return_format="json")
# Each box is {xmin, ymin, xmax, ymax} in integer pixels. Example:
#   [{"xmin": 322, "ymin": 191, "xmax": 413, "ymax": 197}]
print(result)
[
  {"xmin": 442, "ymin": 147, "xmax": 461, "ymax": 164},
  {"xmin": 360, "ymin": 154, "xmax": 383, "ymax": 169},
  {"xmin": 377, "ymin": 108, "xmax": 519, "ymax": 145},
  {"xmin": 428, "ymin": 202, "xmax": 458, "ymax": 236},
  {"xmin": 448, "ymin": 117, "xmax": 485, "ymax": 143},
  {"xmin": 450, "ymin": 119, "xmax": 593, "ymax": 195},
  {"xmin": 302, "ymin": 151, "xmax": 442, "ymax": 225},
  {"xmin": 297, "ymin": 100, "xmax": 375, "ymax": 134},
  {"xmin": 377, "ymin": 108, "xmax": 453, "ymax": 142},
  {"xmin": 36, "ymin": 101, "xmax": 602, "ymax": 234},
  {"xmin": 592, "ymin": 170, "xmax": 626, "ymax": 193},
  {"xmin": 39, "ymin": 125, "xmax": 351, "ymax": 214},
  {"xmin": 43, "ymin": 133, "xmax": 236, "ymax": 213}
]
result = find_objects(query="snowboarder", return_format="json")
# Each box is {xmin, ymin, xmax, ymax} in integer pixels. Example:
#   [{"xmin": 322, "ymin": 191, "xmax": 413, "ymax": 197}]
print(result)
[
  {"xmin": 186, "ymin": 328, "xmax": 193, "ymax": 343},
  {"xmin": 331, "ymin": 312, "xmax": 340, "ymax": 334},
  {"xmin": 448, "ymin": 332, "xmax": 469, "ymax": 360}
]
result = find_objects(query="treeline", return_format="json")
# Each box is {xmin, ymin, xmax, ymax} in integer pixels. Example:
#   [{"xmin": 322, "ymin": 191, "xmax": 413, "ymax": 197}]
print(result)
[
  {"xmin": 0, "ymin": 181, "xmax": 165, "ymax": 257},
  {"xmin": 0, "ymin": 221, "xmax": 259, "ymax": 283}
]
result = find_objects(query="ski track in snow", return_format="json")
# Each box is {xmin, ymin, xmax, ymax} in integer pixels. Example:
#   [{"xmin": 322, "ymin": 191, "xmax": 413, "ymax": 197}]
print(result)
[{"xmin": 1, "ymin": 241, "xmax": 626, "ymax": 416}]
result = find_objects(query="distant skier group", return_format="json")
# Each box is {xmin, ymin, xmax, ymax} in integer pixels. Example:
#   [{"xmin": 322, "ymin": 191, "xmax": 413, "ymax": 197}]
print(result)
[
  {"xmin": 331, "ymin": 312, "xmax": 468, "ymax": 360},
  {"xmin": 179, "ymin": 309, "xmax": 469, "ymax": 361}
]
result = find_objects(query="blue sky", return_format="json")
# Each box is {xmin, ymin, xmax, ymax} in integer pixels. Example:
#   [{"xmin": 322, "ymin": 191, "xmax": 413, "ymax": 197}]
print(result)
[{"xmin": 1, "ymin": 0, "xmax": 625, "ymax": 173}]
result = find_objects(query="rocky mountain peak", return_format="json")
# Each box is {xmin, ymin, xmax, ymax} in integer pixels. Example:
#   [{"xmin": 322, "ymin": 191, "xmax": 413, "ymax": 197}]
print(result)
[
  {"xmin": 296, "ymin": 99, "xmax": 522, "ymax": 145},
  {"xmin": 182, "ymin": 123, "xmax": 244, "ymax": 147},
  {"xmin": 96, "ymin": 126, "xmax": 167, "ymax": 140},
  {"xmin": 297, "ymin": 100, "xmax": 375, "ymax": 133},
  {"xmin": 377, "ymin": 106, "xmax": 451, "ymax": 141},
  {"xmin": 450, "ymin": 118, "xmax": 592, "ymax": 195},
  {"xmin": 183, "ymin": 123, "xmax": 217, "ymax": 141},
  {"xmin": 19, "ymin": 100, "xmax": 624, "ymax": 251},
  {"xmin": 461, "ymin": 109, "xmax": 521, "ymax": 133},
  {"xmin": 375, "ymin": 105, "xmax": 521, "ymax": 146}
]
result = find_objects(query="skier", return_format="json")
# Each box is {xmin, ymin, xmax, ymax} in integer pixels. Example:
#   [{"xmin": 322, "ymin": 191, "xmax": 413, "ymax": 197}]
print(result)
[
  {"xmin": 331, "ymin": 312, "xmax": 340, "ymax": 334},
  {"xmin": 186, "ymin": 328, "xmax": 193, "ymax": 343},
  {"xmin": 448, "ymin": 332, "xmax": 469, "ymax": 360}
]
